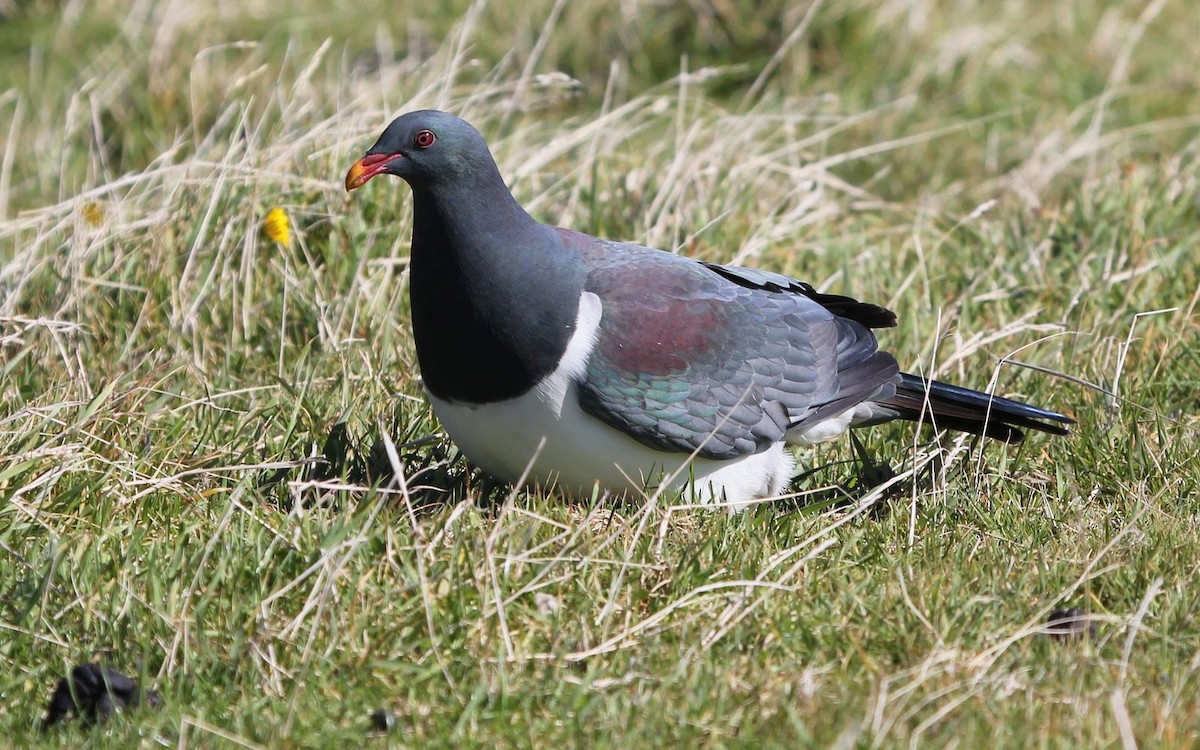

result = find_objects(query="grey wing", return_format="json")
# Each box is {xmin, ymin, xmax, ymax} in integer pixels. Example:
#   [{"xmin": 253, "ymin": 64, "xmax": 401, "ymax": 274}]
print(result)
[{"xmin": 575, "ymin": 246, "xmax": 899, "ymax": 460}]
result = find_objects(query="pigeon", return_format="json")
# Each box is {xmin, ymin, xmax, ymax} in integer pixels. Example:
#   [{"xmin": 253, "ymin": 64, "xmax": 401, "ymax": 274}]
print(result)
[{"xmin": 345, "ymin": 110, "xmax": 1071, "ymax": 509}]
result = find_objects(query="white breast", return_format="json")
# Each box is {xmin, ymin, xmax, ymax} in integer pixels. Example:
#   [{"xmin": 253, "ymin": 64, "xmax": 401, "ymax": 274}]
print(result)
[{"xmin": 428, "ymin": 291, "xmax": 795, "ymax": 511}]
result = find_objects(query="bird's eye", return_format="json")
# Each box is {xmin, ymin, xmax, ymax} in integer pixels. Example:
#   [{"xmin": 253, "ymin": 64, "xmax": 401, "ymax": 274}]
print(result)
[{"xmin": 414, "ymin": 129, "xmax": 436, "ymax": 149}]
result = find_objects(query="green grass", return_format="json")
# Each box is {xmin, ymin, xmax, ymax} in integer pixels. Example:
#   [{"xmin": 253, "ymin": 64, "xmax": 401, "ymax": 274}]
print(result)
[{"xmin": 3, "ymin": 0, "xmax": 1200, "ymax": 746}]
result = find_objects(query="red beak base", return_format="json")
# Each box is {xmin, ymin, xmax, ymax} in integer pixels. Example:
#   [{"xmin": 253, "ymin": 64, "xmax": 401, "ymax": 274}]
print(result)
[{"xmin": 345, "ymin": 152, "xmax": 402, "ymax": 191}]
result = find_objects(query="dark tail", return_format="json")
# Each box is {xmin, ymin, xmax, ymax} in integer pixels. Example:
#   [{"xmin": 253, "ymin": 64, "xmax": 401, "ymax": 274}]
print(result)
[{"xmin": 878, "ymin": 372, "xmax": 1073, "ymax": 443}]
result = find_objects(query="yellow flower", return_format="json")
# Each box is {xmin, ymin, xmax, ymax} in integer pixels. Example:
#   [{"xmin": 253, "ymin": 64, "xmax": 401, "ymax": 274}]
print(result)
[
  {"xmin": 82, "ymin": 201, "xmax": 105, "ymax": 227},
  {"xmin": 263, "ymin": 206, "xmax": 292, "ymax": 247}
]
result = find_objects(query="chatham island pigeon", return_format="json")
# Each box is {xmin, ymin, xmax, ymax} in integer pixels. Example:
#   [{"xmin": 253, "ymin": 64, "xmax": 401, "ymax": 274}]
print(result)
[{"xmin": 345, "ymin": 110, "xmax": 1071, "ymax": 510}]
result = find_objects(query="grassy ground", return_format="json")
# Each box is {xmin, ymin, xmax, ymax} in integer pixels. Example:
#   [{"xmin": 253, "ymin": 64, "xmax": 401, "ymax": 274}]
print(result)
[{"xmin": 3, "ymin": 0, "xmax": 1200, "ymax": 746}]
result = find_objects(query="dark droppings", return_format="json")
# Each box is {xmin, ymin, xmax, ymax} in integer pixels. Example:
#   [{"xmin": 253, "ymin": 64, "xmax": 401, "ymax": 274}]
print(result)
[
  {"xmin": 43, "ymin": 663, "xmax": 161, "ymax": 729},
  {"xmin": 369, "ymin": 707, "xmax": 397, "ymax": 733},
  {"xmin": 1045, "ymin": 608, "xmax": 1095, "ymax": 640}
]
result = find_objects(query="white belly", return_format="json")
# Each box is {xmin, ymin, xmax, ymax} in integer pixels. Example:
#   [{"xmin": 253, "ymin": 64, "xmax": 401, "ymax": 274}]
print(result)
[{"xmin": 428, "ymin": 291, "xmax": 795, "ymax": 511}]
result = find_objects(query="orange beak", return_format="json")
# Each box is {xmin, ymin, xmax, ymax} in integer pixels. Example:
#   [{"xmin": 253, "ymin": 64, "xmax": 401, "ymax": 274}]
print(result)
[{"xmin": 345, "ymin": 153, "xmax": 403, "ymax": 191}]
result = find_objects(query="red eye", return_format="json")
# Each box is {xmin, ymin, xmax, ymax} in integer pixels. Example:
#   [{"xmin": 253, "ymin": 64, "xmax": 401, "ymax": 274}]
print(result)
[{"xmin": 414, "ymin": 129, "xmax": 436, "ymax": 149}]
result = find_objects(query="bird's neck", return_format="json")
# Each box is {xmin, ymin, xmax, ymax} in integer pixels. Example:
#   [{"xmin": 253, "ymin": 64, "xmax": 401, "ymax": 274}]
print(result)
[{"xmin": 408, "ymin": 178, "xmax": 585, "ymax": 404}]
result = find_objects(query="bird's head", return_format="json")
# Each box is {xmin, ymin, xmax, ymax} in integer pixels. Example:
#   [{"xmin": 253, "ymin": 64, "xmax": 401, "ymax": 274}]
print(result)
[{"xmin": 345, "ymin": 110, "xmax": 492, "ymax": 191}]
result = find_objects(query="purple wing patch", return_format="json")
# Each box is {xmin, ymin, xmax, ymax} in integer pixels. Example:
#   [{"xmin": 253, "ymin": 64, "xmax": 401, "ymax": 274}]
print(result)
[
  {"xmin": 589, "ymin": 262, "xmax": 733, "ymax": 375},
  {"xmin": 558, "ymin": 228, "xmax": 899, "ymax": 459}
]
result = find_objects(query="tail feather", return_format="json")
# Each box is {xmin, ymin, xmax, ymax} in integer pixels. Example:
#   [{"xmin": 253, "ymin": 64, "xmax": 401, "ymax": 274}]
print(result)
[{"xmin": 877, "ymin": 372, "xmax": 1073, "ymax": 443}]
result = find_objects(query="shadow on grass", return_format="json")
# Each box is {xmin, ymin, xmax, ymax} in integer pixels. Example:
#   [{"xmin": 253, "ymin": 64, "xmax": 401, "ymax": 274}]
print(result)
[{"xmin": 258, "ymin": 417, "xmax": 971, "ymax": 520}]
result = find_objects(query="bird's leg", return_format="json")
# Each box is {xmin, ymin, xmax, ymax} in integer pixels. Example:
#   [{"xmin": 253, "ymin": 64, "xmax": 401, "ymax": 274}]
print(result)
[
  {"xmin": 847, "ymin": 431, "xmax": 895, "ymax": 489},
  {"xmin": 834, "ymin": 431, "xmax": 901, "ymax": 516},
  {"xmin": 474, "ymin": 473, "xmax": 511, "ymax": 511}
]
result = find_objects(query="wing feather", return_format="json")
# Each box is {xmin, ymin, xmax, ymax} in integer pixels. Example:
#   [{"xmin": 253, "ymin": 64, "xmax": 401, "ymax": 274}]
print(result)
[{"xmin": 571, "ymin": 236, "xmax": 899, "ymax": 460}]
